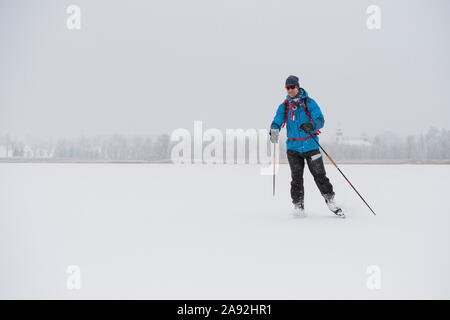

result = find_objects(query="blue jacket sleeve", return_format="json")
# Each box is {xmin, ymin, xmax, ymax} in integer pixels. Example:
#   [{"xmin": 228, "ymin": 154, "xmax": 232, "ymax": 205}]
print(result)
[
  {"xmin": 270, "ymin": 104, "xmax": 285, "ymax": 130},
  {"xmin": 308, "ymin": 98, "xmax": 324, "ymax": 130}
]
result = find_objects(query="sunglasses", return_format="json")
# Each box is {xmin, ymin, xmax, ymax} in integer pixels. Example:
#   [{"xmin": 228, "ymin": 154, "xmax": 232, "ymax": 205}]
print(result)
[{"xmin": 285, "ymin": 85, "xmax": 297, "ymax": 90}]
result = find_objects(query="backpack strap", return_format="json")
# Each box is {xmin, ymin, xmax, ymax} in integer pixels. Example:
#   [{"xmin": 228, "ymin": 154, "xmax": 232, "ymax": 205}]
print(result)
[
  {"xmin": 301, "ymin": 97, "xmax": 313, "ymax": 122},
  {"xmin": 282, "ymin": 96, "xmax": 320, "ymax": 136},
  {"xmin": 285, "ymin": 96, "xmax": 322, "ymax": 141},
  {"xmin": 282, "ymin": 99, "xmax": 289, "ymax": 128}
]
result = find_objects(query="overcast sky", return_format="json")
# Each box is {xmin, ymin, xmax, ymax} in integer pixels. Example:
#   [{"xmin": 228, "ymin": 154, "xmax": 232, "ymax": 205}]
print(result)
[{"xmin": 1, "ymin": 0, "xmax": 449, "ymax": 142}]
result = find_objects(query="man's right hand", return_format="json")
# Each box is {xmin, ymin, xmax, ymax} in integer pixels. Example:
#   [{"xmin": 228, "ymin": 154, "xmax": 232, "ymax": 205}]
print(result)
[{"xmin": 270, "ymin": 129, "xmax": 279, "ymax": 143}]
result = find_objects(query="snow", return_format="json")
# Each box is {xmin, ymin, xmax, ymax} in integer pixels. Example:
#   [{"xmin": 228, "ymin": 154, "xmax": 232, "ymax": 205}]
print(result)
[{"xmin": 0, "ymin": 163, "xmax": 449, "ymax": 299}]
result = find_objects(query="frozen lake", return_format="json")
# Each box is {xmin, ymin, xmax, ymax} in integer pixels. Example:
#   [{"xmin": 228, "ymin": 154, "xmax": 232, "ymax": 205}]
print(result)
[{"xmin": 1, "ymin": 163, "xmax": 449, "ymax": 299}]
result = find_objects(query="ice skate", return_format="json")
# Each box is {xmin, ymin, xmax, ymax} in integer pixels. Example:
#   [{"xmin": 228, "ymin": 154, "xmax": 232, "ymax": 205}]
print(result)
[
  {"xmin": 324, "ymin": 194, "xmax": 345, "ymax": 218},
  {"xmin": 291, "ymin": 200, "xmax": 307, "ymax": 218}
]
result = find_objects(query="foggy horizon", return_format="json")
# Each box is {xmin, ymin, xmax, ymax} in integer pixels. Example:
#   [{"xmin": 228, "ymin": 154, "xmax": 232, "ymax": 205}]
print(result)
[{"xmin": 1, "ymin": 123, "xmax": 449, "ymax": 143}]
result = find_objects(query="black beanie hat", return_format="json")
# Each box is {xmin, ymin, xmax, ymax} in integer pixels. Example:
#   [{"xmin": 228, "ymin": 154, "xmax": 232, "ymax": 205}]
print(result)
[{"xmin": 285, "ymin": 75, "xmax": 300, "ymax": 88}]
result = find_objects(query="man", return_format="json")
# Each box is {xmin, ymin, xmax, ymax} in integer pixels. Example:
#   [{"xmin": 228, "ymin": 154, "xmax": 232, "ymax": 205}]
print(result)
[{"xmin": 270, "ymin": 75, "xmax": 344, "ymax": 218}]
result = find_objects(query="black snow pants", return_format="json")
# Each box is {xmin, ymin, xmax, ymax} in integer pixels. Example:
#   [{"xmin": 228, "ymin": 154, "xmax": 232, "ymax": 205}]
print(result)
[{"xmin": 286, "ymin": 148, "xmax": 334, "ymax": 204}]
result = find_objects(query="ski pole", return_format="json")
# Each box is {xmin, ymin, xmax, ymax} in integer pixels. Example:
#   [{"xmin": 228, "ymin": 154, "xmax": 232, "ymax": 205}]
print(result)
[
  {"xmin": 273, "ymin": 141, "xmax": 276, "ymax": 197},
  {"xmin": 309, "ymin": 133, "xmax": 376, "ymax": 216}
]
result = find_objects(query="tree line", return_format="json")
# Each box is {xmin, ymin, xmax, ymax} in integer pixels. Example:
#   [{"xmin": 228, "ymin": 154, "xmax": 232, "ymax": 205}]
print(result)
[{"xmin": 1, "ymin": 126, "xmax": 449, "ymax": 162}]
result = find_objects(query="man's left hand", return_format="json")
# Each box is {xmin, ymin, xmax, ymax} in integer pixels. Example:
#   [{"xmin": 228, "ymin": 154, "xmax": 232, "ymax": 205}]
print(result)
[{"xmin": 300, "ymin": 122, "xmax": 314, "ymax": 133}]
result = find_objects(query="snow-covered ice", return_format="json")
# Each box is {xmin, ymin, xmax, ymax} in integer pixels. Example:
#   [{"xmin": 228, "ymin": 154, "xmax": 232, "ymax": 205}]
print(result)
[{"xmin": 0, "ymin": 163, "xmax": 449, "ymax": 299}]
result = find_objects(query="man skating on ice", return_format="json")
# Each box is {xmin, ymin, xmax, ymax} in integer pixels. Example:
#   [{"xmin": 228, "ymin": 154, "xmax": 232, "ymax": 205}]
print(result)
[{"xmin": 269, "ymin": 75, "xmax": 344, "ymax": 218}]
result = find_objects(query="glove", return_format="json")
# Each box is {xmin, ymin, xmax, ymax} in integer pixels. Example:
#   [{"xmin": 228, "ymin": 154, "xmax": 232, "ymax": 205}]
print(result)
[
  {"xmin": 269, "ymin": 129, "xmax": 279, "ymax": 143},
  {"xmin": 300, "ymin": 122, "xmax": 314, "ymax": 133}
]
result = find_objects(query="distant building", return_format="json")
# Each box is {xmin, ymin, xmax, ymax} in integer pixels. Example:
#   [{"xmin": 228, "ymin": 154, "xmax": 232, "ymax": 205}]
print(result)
[
  {"xmin": 335, "ymin": 127, "xmax": 371, "ymax": 147},
  {"xmin": 0, "ymin": 143, "xmax": 45, "ymax": 158}
]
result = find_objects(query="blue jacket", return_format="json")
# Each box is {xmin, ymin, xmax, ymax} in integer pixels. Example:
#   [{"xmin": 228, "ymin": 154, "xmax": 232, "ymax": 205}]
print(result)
[{"xmin": 270, "ymin": 88, "xmax": 324, "ymax": 153}]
